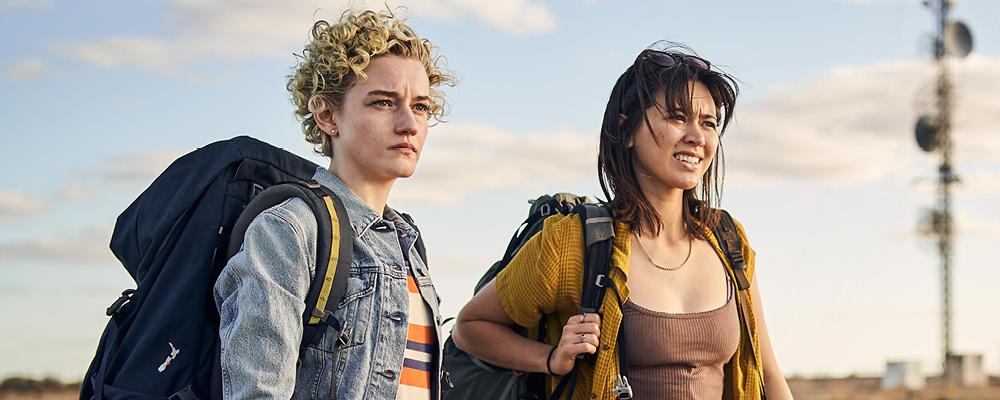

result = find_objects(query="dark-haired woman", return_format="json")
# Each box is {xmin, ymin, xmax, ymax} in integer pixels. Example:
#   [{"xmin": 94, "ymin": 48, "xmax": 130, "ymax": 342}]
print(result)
[{"xmin": 452, "ymin": 46, "xmax": 793, "ymax": 400}]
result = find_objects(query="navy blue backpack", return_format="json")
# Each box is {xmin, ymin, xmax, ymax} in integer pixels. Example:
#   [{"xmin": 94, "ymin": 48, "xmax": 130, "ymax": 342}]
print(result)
[{"xmin": 79, "ymin": 136, "xmax": 373, "ymax": 400}]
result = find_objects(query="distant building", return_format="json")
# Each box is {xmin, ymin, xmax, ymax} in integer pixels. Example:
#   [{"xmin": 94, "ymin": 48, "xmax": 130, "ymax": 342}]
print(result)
[
  {"xmin": 883, "ymin": 360, "xmax": 924, "ymax": 390},
  {"xmin": 945, "ymin": 353, "xmax": 987, "ymax": 386}
]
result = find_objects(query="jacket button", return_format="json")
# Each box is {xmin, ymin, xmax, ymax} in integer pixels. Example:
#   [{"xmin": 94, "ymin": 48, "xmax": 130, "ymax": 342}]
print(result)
[
  {"xmin": 590, "ymin": 393, "xmax": 597, "ymax": 398},
  {"xmin": 602, "ymin": 344, "xmax": 610, "ymax": 350}
]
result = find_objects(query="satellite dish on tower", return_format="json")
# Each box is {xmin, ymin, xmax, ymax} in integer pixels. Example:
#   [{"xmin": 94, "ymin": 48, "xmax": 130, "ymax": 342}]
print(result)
[
  {"xmin": 915, "ymin": 115, "xmax": 939, "ymax": 152},
  {"xmin": 944, "ymin": 21, "xmax": 973, "ymax": 57}
]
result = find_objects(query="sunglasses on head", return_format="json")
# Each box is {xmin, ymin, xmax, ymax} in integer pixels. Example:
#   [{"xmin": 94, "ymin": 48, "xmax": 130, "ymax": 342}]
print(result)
[{"xmin": 639, "ymin": 50, "xmax": 710, "ymax": 70}]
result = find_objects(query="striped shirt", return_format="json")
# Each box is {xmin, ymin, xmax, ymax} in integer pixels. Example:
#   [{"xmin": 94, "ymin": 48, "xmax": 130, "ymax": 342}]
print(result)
[{"xmin": 396, "ymin": 263, "xmax": 436, "ymax": 399}]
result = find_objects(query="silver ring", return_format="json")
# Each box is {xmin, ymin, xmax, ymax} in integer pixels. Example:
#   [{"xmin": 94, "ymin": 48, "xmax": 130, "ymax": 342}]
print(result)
[{"xmin": 579, "ymin": 333, "xmax": 586, "ymax": 340}]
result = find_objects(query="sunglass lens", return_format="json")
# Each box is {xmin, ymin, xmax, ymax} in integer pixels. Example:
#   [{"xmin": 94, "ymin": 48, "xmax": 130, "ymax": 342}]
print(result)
[
  {"xmin": 687, "ymin": 57, "xmax": 710, "ymax": 69},
  {"xmin": 645, "ymin": 52, "xmax": 677, "ymax": 68}
]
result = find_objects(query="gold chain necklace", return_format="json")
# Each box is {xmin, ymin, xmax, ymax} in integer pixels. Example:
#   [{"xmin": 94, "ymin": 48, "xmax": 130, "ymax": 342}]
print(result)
[{"xmin": 633, "ymin": 232, "xmax": 693, "ymax": 271}]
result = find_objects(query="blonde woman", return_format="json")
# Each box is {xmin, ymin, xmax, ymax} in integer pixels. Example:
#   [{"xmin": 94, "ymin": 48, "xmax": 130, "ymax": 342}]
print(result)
[{"xmin": 215, "ymin": 9, "xmax": 454, "ymax": 400}]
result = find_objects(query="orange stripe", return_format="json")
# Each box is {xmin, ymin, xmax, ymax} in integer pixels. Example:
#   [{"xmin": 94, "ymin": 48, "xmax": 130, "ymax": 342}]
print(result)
[
  {"xmin": 407, "ymin": 275, "xmax": 419, "ymax": 293},
  {"xmin": 399, "ymin": 367, "xmax": 431, "ymax": 388},
  {"xmin": 406, "ymin": 324, "xmax": 435, "ymax": 343}
]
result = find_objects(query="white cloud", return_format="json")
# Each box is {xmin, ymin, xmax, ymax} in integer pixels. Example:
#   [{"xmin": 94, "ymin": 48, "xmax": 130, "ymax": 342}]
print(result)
[
  {"xmin": 392, "ymin": 122, "xmax": 597, "ymax": 205},
  {"xmin": 436, "ymin": 0, "xmax": 555, "ymax": 34},
  {"xmin": 75, "ymin": 149, "xmax": 189, "ymax": 184},
  {"xmin": 56, "ymin": 185, "xmax": 92, "ymax": 202},
  {"xmin": 954, "ymin": 211, "xmax": 1000, "ymax": 237},
  {"xmin": 398, "ymin": 57, "xmax": 1000, "ymax": 203},
  {"xmin": 0, "ymin": 225, "xmax": 114, "ymax": 263},
  {"xmin": 727, "ymin": 55, "xmax": 1000, "ymax": 187},
  {"xmin": 953, "ymin": 166, "xmax": 1000, "ymax": 197},
  {"xmin": 1, "ymin": 58, "xmax": 46, "ymax": 80},
  {"xmin": 0, "ymin": 0, "xmax": 52, "ymax": 9},
  {"xmin": 0, "ymin": 191, "xmax": 47, "ymax": 226},
  {"xmin": 53, "ymin": 35, "xmax": 283, "ymax": 73},
  {"xmin": 54, "ymin": 0, "xmax": 555, "ymax": 72}
]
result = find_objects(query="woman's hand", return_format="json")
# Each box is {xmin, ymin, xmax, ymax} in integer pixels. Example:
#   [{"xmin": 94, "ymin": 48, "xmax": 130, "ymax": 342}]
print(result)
[{"xmin": 548, "ymin": 313, "xmax": 602, "ymax": 375}]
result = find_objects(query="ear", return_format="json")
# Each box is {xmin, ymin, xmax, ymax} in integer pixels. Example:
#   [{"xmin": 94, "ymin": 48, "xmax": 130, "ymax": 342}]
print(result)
[{"xmin": 314, "ymin": 102, "xmax": 339, "ymax": 137}]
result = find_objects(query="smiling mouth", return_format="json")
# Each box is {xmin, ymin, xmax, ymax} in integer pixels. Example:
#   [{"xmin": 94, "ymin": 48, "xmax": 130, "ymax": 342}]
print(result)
[{"xmin": 674, "ymin": 154, "xmax": 702, "ymax": 164}]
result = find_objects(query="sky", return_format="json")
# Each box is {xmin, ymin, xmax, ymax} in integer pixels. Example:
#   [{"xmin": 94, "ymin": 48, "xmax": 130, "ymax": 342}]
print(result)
[{"xmin": 1, "ymin": 0, "xmax": 999, "ymax": 383}]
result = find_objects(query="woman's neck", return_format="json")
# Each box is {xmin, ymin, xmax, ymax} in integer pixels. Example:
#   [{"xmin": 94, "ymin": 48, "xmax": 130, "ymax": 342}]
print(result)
[
  {"xmin": 639, "ymin": 185, "xmax": 687, "ymax": 241},
  {"xmin": 327, "ymin": 163, "xmax": 393, "ymax": 216}
]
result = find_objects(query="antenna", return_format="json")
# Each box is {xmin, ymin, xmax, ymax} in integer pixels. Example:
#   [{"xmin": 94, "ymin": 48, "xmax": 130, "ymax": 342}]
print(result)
[{"xmin": 915, "ymin": 0, "xmax": 972, "ymax": 383}]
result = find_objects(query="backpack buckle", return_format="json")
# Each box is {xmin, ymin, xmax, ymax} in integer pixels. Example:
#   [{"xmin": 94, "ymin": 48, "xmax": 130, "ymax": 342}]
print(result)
[
  {"xmin": 311, "ymin": 308, "xmax": 342, "ymax": 331},
  {"xmin": 105, "ymin": 289, "xmax": 135, "ymax": 316},
  {"xmin": 611, "ymin": 375, "xmax": 633, "ymax": 399}
]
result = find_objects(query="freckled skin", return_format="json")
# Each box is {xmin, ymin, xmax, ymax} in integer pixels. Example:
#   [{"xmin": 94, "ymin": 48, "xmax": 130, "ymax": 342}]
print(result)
[
  {"xmin": 630, "ymin": 81, "xmax": 719, "ymax": 197},
  {"xmin": 328, "ymin": 56, "xmax": 432, "ymax": 189}
]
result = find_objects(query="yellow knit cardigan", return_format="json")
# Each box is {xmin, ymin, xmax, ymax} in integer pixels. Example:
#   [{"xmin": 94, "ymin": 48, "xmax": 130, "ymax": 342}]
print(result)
[{"xmin": 495, "ymin": 213, "xmax": 763, "ymax": 400}]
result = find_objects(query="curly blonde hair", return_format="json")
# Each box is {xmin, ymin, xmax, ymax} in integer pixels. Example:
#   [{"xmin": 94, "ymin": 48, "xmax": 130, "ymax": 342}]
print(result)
[{"xmin": 287, "ymin": 9, "xmax": 456, "ymax": 157}]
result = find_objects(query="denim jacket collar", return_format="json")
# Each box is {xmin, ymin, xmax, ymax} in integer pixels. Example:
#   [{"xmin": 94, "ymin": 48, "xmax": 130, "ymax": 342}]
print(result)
[{"xmin": 311, "ymin": 167, "xmax": 418, "ymax": 242}]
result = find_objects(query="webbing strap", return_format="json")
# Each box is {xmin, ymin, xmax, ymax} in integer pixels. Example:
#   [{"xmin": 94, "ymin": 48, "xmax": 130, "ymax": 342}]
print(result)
[
  {"xmin": 737, "ymin": 289, "xmax": 763, "ymax": 391},
  {"xmin": 547, "ymin": 203, "xmax": 615, "ymax": 400},
  {"xmin": 715, "ymin": 210, "xmax": 750, "ymax": 290},
  {"xmin": 308, "ymin": 194, "xmax": 345, "ymax": 325},
  {"xmin": 595, "ymin": 275, "xmax": 631, "ymax": 399},
  {"xmin": 549, "ymin": 362, "xmax": 580, "ymax": 400},
  {"xmin": 712, "ymin": 209, "xmax": 765, "ymax": 397}
]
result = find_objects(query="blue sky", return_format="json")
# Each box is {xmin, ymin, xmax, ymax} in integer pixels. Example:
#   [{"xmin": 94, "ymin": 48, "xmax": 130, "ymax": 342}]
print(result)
[{"xmin": 2, "ymin": 0, "xmax": 1000, "ymax": 382}]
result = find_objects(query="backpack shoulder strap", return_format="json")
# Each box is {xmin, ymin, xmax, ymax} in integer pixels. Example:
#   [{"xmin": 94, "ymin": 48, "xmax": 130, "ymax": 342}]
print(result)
[
  {"xmin": 711, "ymin": 209, "xmax": 767, "ymax": 396},
  {"xmin": 547, "ymin": 203, "xmax": 620, "ymax": 400},
  {"xmin": 712, "ymin": 209, "xmax": 750, "ymax": 291},
  {"xmin": 227, "ymin": 180, "xmax": 354, "ymax": 348},
  {"xmin": 574, "ymin": 203, "xmax": 615, "ymax": 314}
]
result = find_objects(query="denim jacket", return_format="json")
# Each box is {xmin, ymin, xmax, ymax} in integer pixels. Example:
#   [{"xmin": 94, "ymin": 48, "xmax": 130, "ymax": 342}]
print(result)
[{"xmin": 214, "ymin": 167, "xmax": 443, "ymax": 399}]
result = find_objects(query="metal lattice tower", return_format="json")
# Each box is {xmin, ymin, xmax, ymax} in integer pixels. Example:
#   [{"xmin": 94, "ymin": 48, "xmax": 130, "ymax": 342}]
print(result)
[
  {"xmin": 917, "ymin": 0, "xmax": 972, "ymax": 382},
  {"xmin": 931, "ymin": 0, "xmax": 955, "ymax": 374}
]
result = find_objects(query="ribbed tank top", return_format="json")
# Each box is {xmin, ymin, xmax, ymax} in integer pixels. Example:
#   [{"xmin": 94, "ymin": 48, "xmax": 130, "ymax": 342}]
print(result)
[{"xmin": 621, "ymin": 294, "xmax": 739, "ymax": 399}]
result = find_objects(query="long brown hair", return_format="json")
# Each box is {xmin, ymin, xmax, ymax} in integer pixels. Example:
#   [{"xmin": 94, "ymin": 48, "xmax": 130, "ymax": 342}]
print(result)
[{"xmin": 598, "ymin": 45, "xmax": 739, "ymax": 238}]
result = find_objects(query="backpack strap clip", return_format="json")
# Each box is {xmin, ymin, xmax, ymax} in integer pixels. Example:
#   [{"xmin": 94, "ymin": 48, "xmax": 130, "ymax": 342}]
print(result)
[
  {"xmin": 311, "ymin": 308, "xmax": 342, "ymax": 331},
  {"xmin": 105, "ymin": 289, "xmax": 135, "ymax": 316},
  {"xmin": 611, "ymin": 375, "xmax": 633, "ymax": 399},
  {"xmin": 715, "ymin": 210, "xmax": 750, "ymax": 291}
]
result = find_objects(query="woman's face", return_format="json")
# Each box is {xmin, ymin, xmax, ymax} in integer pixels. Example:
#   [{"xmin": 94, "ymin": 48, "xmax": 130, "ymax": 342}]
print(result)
[
  {"xmin": 629, "ymin": 80, "xmax": 719, "ymax": 194},
  {"xmin": 328, "ymin": 56, "xmax": 431, "ymax": 186}
]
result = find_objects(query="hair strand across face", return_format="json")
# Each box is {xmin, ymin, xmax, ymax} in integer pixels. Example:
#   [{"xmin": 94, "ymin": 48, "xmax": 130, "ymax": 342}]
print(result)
[{"xmin": 598, "ymin": 44, "xmax": 739, "ymax": 238}]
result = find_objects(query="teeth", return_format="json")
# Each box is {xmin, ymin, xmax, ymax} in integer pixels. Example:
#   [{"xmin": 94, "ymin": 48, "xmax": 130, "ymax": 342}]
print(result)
[{"xmin": 674, "ymin": 154, "xmax": 701, "ymax": 164}]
